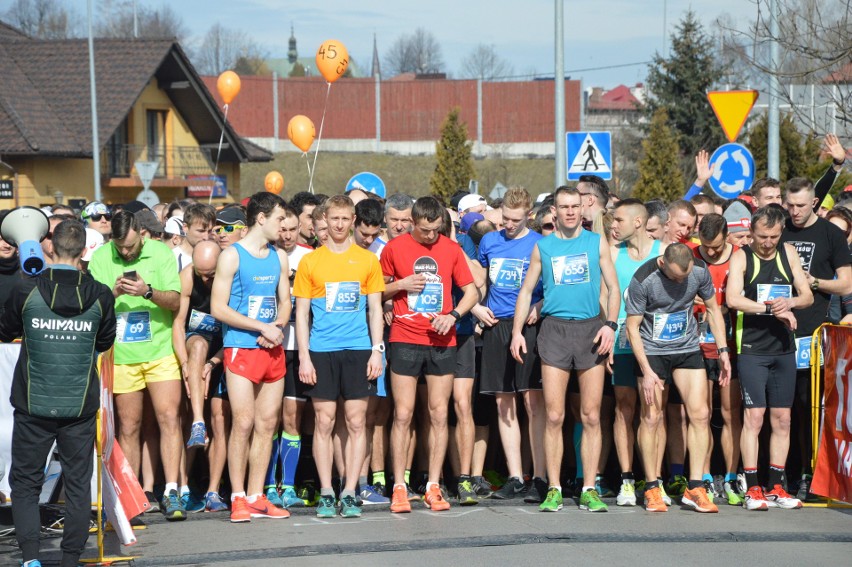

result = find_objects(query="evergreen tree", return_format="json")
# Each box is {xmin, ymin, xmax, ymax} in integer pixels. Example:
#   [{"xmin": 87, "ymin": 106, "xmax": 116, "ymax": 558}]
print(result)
[
  {"xmin": 747, "ymin": 113, "xmax": 820, "ymax": 180},
  {"xmin": 430, "ymin": 107, "xmax": 475, "ymax": 204},
  {"xmin": 289, "ymin": 62, "xmax": 306, "ymax": 77},
  {"xmin": 633, "ymin": 108, "xmax": 685, "ymax": 202},
  {"xmin": 645, "ymin": 10, "xmax": 726, "ymax": 160}
]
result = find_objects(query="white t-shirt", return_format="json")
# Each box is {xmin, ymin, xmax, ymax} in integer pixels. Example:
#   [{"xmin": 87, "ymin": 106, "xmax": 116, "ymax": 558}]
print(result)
[
  {"xmin": 368, "ymin": 237, "xmax": 386, "ymax": 259},
  {"xmin": 283, "ymin": 244, "xmax": 313, "ymax": 351},
  {"xmin": 173, "ymin": 246, "xmax": 193, "ymax": 272}
]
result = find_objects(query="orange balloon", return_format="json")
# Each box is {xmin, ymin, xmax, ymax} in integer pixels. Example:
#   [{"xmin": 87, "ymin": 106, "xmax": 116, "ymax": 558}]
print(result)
[
  {"xmin": 264, "ymin": 171, "xmax": 284, "ymax": 194},
  {"xmin": 316, "ymin": 39, "xmax": 349, "ymax": 83},
  {"xmin": 217, "ymin": 70, "xmax": 241, "ymax": 105},
  {"xmin": 287, "ymin": 115, "xmax": 315, "ymax": 153}
]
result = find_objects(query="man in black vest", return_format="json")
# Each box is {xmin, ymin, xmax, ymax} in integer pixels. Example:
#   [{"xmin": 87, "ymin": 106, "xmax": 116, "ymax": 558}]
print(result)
[{"xmin": 0, "ymin": 220, "xmax": 116, "ymax": 567}]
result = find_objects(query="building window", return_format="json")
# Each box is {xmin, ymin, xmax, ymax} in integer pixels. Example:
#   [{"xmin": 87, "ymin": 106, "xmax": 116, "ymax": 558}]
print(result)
[{"xmin": 146, "ymin": 109, "xmax": 168, "ymax": 175}]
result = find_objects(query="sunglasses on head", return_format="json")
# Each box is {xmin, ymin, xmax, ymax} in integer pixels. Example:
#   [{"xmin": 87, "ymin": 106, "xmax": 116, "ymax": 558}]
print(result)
[
  {"xmin": 214, "ymin": 224, "xmax": 246, "ymax": 234},
  {"xmin": 89, "ymin": 213, "xmax": 111, "ymax": 222}
]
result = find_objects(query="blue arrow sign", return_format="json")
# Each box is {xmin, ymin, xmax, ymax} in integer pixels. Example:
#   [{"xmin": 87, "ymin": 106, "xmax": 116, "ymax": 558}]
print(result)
[
  {"xmin": 708, "ymin": 143, "xmax": 754, "ymax": 200},
  {"xmin": 346, "ymin": 171, "xmax": 386, "ymax": 199}
]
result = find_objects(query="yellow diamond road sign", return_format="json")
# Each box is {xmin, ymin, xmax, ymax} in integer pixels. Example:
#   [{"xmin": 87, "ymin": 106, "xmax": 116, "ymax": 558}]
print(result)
[{"xmin": 707, "ymin": 90, "xmax": 759, "ymax": 143}]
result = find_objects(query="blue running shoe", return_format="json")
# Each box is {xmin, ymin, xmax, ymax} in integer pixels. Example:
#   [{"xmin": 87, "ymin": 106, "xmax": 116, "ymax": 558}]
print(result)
[
  {"xmin": 359, "ymin": 484, "xmax": 390, "ymax": 505},
  {"xmin": 204, "ymin": 491, "xmax": 229, "ymax": 512},
  {"xmin": 21, "ymin": 561, "xmax": 43, "ymax": 567},
  {"xmin": 181, "ymin": 492, "xmax": 205, "ymax": 513},
  {"xmin": 281, "ymin": 486, "xmax": 304, "ymax": 508},
  {"xmin": 339, "ymin": 494, "xmax": 362, "ymax": 517},
  {"xmin": 265, "ymin": 486, "xmax": 285, "ymax": 508},
  {"xmin": 161, "ymin": 489, "xmax": 186, "ymax": 521},
  {"xmin": 186, "ymin": 422, "xmax": 207, "ymax": 449},
  {"xmin": 316, "ymin": 494, "xmax": 336, "ymax": 518}
]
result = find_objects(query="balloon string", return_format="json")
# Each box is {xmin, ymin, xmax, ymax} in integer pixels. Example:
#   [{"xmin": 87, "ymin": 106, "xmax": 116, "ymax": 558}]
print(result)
[
  {"xmin": 211, "ymin": 104, "xmax": 229, "ymax": 205},
  {"xmin": 308, "ymin": 82, "xmax": 331, "ymax": 194},
  {"xmin": 304, "ymin": 152, "xmax": 312, "ymax": 186}
]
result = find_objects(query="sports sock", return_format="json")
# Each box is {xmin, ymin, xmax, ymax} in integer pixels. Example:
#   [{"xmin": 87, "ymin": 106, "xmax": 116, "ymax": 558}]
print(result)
[
  {"xmin": 320, "ymin": 487, "xmax": 335, "ymax": 497},
  {"xmin": 768, "ymin": 464, "xmax": 785, "ymax": 488},
  {"xmin": 358, "ymin": 475, "xmax": 369, "ymax": 489},
  {"xmin": 246, "ymin": 493, "xmax": 261, "ymax": 504},
  {"xmin": 724, "ymin": 472, "xmax": 737, "ymax": 483},
  {"xmin": 179, "ymin": 485, "xmax": 190, "ymax": 496},
  {"xmin": 621, "ymin": 472, "xmax": 634, "ymax": 482},
  {"xmin": 279, "ymin": 432, "xmax": 301, "ymax": 488},
  {"xmin": 687, "ymin": 480, "xmax": 702, "ymax": 490},
  {"xmin": 645, "ymin": 479, "xmax": 659, "ymax": 490},
  {"xmin": 265, "ymin": 431, "xmax": 281, "ymax": 489},
  {"xmin": 404, "ymin": 470, "xmax": 411, "ymax": 485},
  {"xmin": 165, "ymin": 482, "xmax": 178, "ymax": 494},
  {"xmin": 669, "ymin": 463, "xmax": 684, "ymax": 479},
  {"xmin": 702, "ymin": 473, "xmax": 713, "ymax": 483},
  {"xmin": 231, "ymin": 491, "xmax": 246, "ymax": 502},
  {"xmin": 744, "ymin": 468, "xmax": 759, "ymax": 489},
  {"xmin": 372, "ymin": 471, "xmax": 386, "ymax": 486}
]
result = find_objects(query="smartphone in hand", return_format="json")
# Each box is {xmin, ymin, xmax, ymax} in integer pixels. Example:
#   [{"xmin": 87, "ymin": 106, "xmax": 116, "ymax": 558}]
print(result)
[{"xmin": 123, "ymin": 270, "xmax": 137, "ymax": 281}]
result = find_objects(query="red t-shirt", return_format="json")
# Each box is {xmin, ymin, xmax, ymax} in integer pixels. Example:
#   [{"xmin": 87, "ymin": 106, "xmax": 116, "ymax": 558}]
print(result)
[
  {"xmin": 689, "ymin": 242, "xmax": 738, "ymax": 359},
  {"xmin": 380, "ymin": 233, "xmax": 474, "ymax": 347}
]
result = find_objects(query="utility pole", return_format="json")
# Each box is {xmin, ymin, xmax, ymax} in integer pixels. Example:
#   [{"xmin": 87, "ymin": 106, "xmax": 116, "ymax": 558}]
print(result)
[
  {"xmin": 767, "ymin": 0, "xmax": 780, "ymax": 178},
  {"xmin": 554, "ymin": 0, "xmax": 566, "ymax": 187}
]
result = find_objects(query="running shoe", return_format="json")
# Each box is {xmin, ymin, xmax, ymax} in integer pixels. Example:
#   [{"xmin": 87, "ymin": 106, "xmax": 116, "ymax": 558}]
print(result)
[
  {"xmin": 390, "ymin": 485, "xmax": 411, "ymax": 513},
  {"xmin": 524, "ymin": 477, "xmax": 548, "ymax": 504},
  {"xmin": 161, "ymin": 489, "xmax": 186, "ymax": 521},
  {"xmin": 372, "ymin": 482, "xmax": 387, "ymax": 497},
  {"xmin": 682, "ymin": 486, "xmax": 719, "ymax": 513},
  {"xmin": 666, "ymin": 474, "xmax": 688, "ymax": 497},
  {"xmin": 484, "ymin": 470, "xmax": 507, "ymax": 490},
  {"xmin": 186, "ymin": 422, "xmax": 208, "ymax": 449},
  {"xmin": 472, "ymin": 476, "xmax": 493, "ymax": 498},
  {"xmin": 248, "ymin": 495, "xmax": 290, "ymax": 519},
  {"xmin": 297, "ymin": 484, "xmax": 319, "ymax": 507},
  {"xmin": 359, "ymin": 484, "xmax": 390, "ymax": 505},
  {"xmin": 406, "ymin": 484, "xmax": 419, "ymax": 501},
  {"xmin": 539, "ymin": 487, "xmax": 563, "ymax": 512},
  {"xmin": 579, "ymin": 489, "xmax": 608, "ymax": 512},
  {"xmin": 795, "ymin": 475, "xmax": 812, "ymax": 502},
  {"xmin": 230, "ymin": 496, "xmax": 250, "ymax": 523},
  {"xmin": 281, "ymin": 487, "xmax": 305, "ymax": 508},
  {"xmin": 316, "ymin": 494, "xmax": 337, "ymax": 518},
  {"xmin": 457, "ymin": 479, "xmax": 479, "ymax": 506},
  {"xmin": 339, "ymin": 494, "xmax": 362, "ymax": 518},
  {"xmin": 616, "ymin": 482, "xmax": 636, "ymax": 506},
  {"xmin": 423, "ymin": 484, "xmax": 451, "ymax": 511},
  {"xmin": 744, "ymin": 486, "xmax": 769, "ymax": 511},
  {"xmin": 204, "ymin": 491, "xmax": 229, "ymax": 512},
  {"xmin": 181, "ymin": 492, "xmax": 206, "ymax": 513},
  {"xmin": 21, "ymin": 561, "xmax": 42, "ymax": 566},
  {"xmin": 659, "ymin": 480, "xmax": 673, "ymax": 506},
  {"xmin": 723, "ymin": 481, "xmax": 743, "ymax": 506},
  {"xmin": 144, "ymin": 490, "xmax": 160, "ymax": 513},
  {"xmin": 595, "ymin": 475, "xmax": 616, "ymax": 498},
  {"xmin": 265, "ymin": 486, "xmax": 285, "ymax": 509},
  {"xmin": 644, "ymin": 486, "xmax": 667, "ymax": 512},
  {"xmin": 702, "ymin": 479, "xmax": 719, "ymax": 503},
  {"xmin": 765, "ymin": 484, "xmax": 803, "ymax": 509},
  {"xmin": 491, "ymin": 476, "xmax": 526, "ymax": 500}
]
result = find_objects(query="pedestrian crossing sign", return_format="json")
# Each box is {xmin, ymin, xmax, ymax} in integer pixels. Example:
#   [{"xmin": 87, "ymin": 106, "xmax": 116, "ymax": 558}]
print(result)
[{"xmin": 567, "ymin": 132, "xmax": 612, "ymax": 181}]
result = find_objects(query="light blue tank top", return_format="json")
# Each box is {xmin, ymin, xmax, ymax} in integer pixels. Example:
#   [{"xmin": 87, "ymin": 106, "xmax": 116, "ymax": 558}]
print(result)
[
  {"xmin": 538, "ymin": 230, "xmax": 601, "ymax": 320},
  {"xmin": 613, "ymin": 240, "xmax": 661, "ymax": 354},
  {"xmin": 223, "ymin": 242, "xmax": 281, "ymax": 348}
]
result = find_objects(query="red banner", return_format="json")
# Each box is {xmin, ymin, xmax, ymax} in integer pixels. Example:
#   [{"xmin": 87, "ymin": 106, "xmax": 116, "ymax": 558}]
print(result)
[{"xmin": 812, "ymin": 325, "xmax": 852, "ymax": 502}]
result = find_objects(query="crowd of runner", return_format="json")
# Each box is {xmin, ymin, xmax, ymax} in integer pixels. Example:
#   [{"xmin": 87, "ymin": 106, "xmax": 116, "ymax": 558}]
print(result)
[{"xmin": 1, "ymin": 134, "xmax": 850, "ymax": 524}]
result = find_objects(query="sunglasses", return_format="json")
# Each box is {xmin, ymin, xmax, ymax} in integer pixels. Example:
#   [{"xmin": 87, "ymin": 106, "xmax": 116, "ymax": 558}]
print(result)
[
  {"xmin": 214, "ymin": 224, "xmax": 246, "ymax": 235},
  {"xmin": 89, "ymin": 214, "xmax": 111, "ymax": 222},
  {"xmin": 541, "ymin": 222, "xmax": 555, "ymax": 231}
]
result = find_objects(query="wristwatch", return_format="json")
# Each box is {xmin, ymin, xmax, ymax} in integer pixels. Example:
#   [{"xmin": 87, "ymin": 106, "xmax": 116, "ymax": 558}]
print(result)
[
  {"xmin": 604, "ymin": 320, "xmax": 618, "ymax": 332},
  {"xmin": 717, "ymin": 346, "xmax": 731, "ymax": 355},
  {"xmin": 143, "ymin": 284, "xmax": 154, "ymax": 300},
  {"xmin": 449, "ymin": 310, "xmax": 462, "ymax": 321},
  {"xmin": 371, "ymin": 343, "xmax": 386, "ymax": 353},
  {"xmin": 810, "ymin": 278, "xmax": 820, "ymax": 291},
  {"xmin": 765, "ymin": 303, "xmax": 772, "ymax": 315}
]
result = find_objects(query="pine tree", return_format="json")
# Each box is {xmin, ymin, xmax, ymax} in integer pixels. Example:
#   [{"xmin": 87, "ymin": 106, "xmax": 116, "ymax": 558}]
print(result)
[
  {"xmin": 747, "ymin": 113, "xmax": 819, "ymax": 180},
  {"xmin": 633, "ymin": 108, "xmax": 685, "ymax": 202},
  {"xmin": 645, "ymin": 10, "xmax": 726, "ymax": 160},
  {"xmin": 430, "ymin": 107, "xmax": 475, "ymax": 204}
]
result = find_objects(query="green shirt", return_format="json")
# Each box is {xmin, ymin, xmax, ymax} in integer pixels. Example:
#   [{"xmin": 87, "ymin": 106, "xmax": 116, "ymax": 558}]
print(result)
[{"xmin": 89, "ymin": 238, "xmax": 180, "ymax": 365}]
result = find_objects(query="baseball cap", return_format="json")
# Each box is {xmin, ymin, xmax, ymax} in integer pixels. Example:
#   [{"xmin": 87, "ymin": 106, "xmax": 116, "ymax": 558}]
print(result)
[
  {"xmin": 459, "ymin": 212, "xmax": 484, "ymax": 234},
  {"xmin": 457, "ymin": 194, "xmax": 487, "ymax": 213},
  {"xmin": 135, "ymin": 209, "xmax": 164, "ymax": 234},
  {"xmin": 122, "ymin": 200, "xmax": 150, "ymax": 214},
  {"xmin": 81, "ymin": 228, "xmax": 105, "ymax": 262},
  {"xmin": 535, "ymin": 192, "xmax": 552, "ymax": 204},
  {"xmin": 217, "ymin": 207, "xmax": 247, "ymax": 226},
  {"xmin": 164, "ymin": 216, "xmax": 185, "ymax": 236},
  {"xmin": 81, "ymin": 201, "xmax": 109, "ymax": 222},
  {"xmin": 724, "ymin": 200, "xmax": 752, "ymax": 233}
]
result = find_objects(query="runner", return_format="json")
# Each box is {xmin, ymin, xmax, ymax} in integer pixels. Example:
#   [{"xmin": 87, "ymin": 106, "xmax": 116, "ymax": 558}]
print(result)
[
  {"xmin": 294, "ymin": 195, "xmax": 385, "ymax": 519},
  {"xmin": 173, "ymin": 203, "xmax": 216, "ymax": 271},
  {"xmin": 625, "ymin": 243, "xmax": 730, "ymax": 513},
  {"xmin": 290, "ymin": 191, "xmax": 320, "ymax": 247},
  {"xmin": 608, "ymin": 199, "xmax": 663, "ymax": 506},
  {"xmin": 210, "ymin": 192, "xmax": 292, "ymax": 523},
  {"xmin": 510, "ymin": 186, "xmax": 620, "ymax": 513},
  {"xmin": 727, "ymin": 205, "xmax": 812, "ymax": 510},
  {"xmin": 382, "ymin": 196, "xmax": 478, "ymax": 513},
  {"xmin": 474, "ymin": 187, "xmax": 547, "ymax": 503}
]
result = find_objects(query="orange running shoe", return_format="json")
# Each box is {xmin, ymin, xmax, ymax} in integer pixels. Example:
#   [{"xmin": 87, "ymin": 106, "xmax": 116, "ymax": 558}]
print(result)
[
  {"xmin": 247, "ymin": 495, "xmax": 291, "ymax": 519},
  {"xmin": 423, "ymin": 484, "xmax": 451, "ymax": 511},
  {"xmin": 682, "ymin": 486, "xmax": 719, "ymax": 513},
  {"xmin": 644, "ymin": 486, "xmax": 668, "ymax": 513},
  {"xmin": 390, "ymin": 484, "xmax": 411, "ymax": 513},
  {"xmin": 230, "ymin": 496, "xmax": 251, "ymax": 523}
]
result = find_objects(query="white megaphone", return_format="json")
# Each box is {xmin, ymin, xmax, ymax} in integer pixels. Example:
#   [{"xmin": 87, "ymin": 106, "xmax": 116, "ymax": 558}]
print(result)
[{"xmin": 0, "ymin": 206, "xmax": 50, "ymax": 275}]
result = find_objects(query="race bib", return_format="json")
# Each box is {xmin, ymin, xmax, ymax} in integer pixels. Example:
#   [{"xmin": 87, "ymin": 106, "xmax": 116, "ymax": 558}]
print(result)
[
  {"xmin": 794, "ymin": 337, "xmax": 824, "ymax": 370},
  {"xmin": 489, "ymin": 258, "xmax": 524, "ymax": 289},
  {"xmin": 116, "ymin": 311, "xmax": 151, "ymax": 343},
  {"xmin": 652, "ymin": 309, "xmax": 689, "ymax": 342},
  {"xmin": 616, "ymin": 317, "xmax": 631, "ymax": 350},
  {"xmin": 551, "ymin": 253, "xmax": 590, "ymax": 285},
  {"xmin": 408, "ymin": 282, "xmax": 443, "ymax": 313},
  {"xmin": 187, "ymin": 309, "xmax": 220, "ymax": 334},
  {"xmin": 248, "ymin": 295, "xmax": 277, "ymax": 323},
  {"xmin": 325, "ymin": 281, "xmax": 360, "ymax": 312},
  {"xmin": 757, "ymin": 284, "xmax": 792, "ymax": 303}
]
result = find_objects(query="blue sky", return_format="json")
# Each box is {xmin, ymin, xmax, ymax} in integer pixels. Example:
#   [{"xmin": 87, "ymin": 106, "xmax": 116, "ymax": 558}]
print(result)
[{"xmin": 4, "ymin": 0, "xmax": 760, "ymax": 88}]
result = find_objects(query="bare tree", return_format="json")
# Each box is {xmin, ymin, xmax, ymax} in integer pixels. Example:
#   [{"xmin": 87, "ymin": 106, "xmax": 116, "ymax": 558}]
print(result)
[
  {"xmin": 95, "ymin": 0, "xmax": 189, "ymax": 42},
  {"xmin": 384, "ymin": 28, "xmax": 444, "ymax": 76},
  {"xmin": 193, "ymin": 23, "xmax": 268, "ymax": 76},
  {"xmin": 3, "ymin": 0, "xmax": 80, "ymax": 39},
  {"xmin": 460, "ymin": 44, "xmax": 514, "ymax": 80}
]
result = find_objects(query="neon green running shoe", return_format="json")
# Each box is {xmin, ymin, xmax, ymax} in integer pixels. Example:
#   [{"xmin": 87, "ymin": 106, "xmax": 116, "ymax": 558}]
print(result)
[
  {"xmin": 579, "ymin": 488, "xmax": 608, "ymax": 512},
  {"xmin": 724, "ymin": 481, "xmax": 744, "ymax": 506},
  {"xmin": 539, "ymin": 487, "xmax": 563, "ymax": 512}
]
